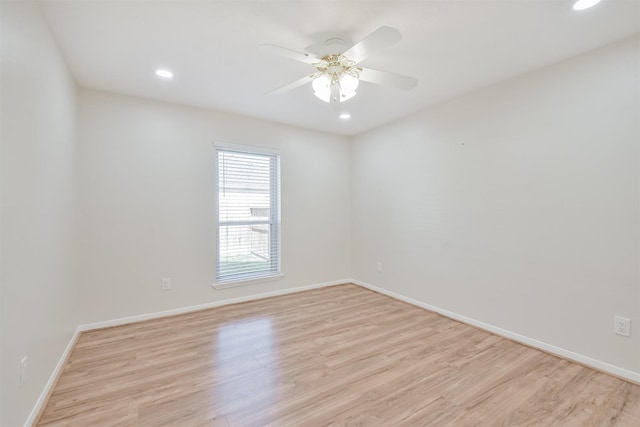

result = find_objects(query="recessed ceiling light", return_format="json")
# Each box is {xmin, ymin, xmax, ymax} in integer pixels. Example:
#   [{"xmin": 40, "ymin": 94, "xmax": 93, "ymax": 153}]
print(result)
[
  {"xmin": 155, "ymin": 69, "xmax": 174, "ymax": 79},
  {"xmin": 573, "ymin": 0, "xmax": 601, "ymax": 10},
  {"xmin": 339, "ymin": 113, "xmax": 351, "ymax": 120}
]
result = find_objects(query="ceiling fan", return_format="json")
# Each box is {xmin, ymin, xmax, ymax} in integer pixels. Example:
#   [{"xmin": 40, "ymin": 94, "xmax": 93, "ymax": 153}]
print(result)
[{"xmin": 260, "ymin": 26, "xmax": 418, "ymax": 104}]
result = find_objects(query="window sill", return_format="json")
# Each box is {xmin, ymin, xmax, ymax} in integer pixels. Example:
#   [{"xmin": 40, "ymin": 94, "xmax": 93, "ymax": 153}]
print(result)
[{"xmin": 212, "ymin": 274, "xmax": 284, "ymax": 290}]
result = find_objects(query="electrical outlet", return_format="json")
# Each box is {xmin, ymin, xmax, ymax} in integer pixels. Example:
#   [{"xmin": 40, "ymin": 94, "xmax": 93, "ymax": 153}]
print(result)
[
  {"xmin": 376, "ymin": 262, "xmax": 383, "ymax": 273},
  {"xmin": 161, "ymin": 277, "xmax": 171, "ymax": 291},
  {"xmin": 614, "ymin": 316, "xmax": 630, "ymax": 337},
  {"xmin": 20, "ymin": 356, "xmax": 28, "ymax": 385}
]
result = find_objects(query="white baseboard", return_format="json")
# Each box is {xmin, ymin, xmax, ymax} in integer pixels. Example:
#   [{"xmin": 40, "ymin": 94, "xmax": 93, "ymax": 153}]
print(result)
[
  {"xmin": 24, "ymin": 328, "xmax": 82, "ymax": 427},
  {"xmin": 351, "ymin": 279, "xmax": 640, "ymax": 384},
  {"xmin": 78, "ymin": 278, "xmax": 349, "ymax": 331}
]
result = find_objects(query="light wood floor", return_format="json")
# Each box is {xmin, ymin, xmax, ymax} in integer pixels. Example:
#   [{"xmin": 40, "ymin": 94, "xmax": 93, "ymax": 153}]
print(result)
[{"xmin": 38, "ymin": 284, "xmax": 640, "ymax": 426}]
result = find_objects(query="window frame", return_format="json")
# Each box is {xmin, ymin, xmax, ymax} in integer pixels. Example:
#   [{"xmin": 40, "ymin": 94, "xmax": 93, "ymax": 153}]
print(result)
[{"xmin": 213, "ymin": 142, "xmax": 282, "ymax": 289}]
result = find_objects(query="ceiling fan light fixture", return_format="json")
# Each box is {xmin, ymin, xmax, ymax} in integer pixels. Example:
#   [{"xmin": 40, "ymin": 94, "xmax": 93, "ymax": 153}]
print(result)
[
  {"xmin": 312, "ymin": 71, "xmax": 360, "ymax": 103},
  {"xmin": 310, "ymin": 53, "xmax": 363, "ymax": 103}
]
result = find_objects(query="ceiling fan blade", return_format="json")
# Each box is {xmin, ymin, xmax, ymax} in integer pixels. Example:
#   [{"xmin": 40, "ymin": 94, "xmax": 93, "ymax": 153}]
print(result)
[
  {"xmin": 342, "ymin": 26, "xmax": 402, "ymax": 64},
  {"xmin": 259, "ymin": 44, "xmax": 321, "ymax": 65},
  {"xmin": 358, "ymin": 67, "xmax": 418, "ymax": 91},
  {"xmin": 266, "ymin": 74, "xmax": 317, "ymax": 95}
]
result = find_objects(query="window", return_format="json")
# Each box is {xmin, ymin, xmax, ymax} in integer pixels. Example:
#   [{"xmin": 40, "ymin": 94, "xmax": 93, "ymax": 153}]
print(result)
[{"xmin": 215, "ymin": 145, "xmax": 281, "ymax": 285}]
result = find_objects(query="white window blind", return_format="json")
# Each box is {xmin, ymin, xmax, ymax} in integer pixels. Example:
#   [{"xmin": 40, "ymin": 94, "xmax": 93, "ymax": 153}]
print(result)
[{"xmin": 215, "ymin": 147, "xmax": 280, "ymax": 283}]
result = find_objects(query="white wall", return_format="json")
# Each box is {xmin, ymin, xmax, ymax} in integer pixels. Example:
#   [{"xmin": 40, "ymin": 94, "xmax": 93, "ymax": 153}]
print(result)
[
  {"xmin": 77, "ymin": 89, "xmax": 351, "ymax": 324},
  {"xmin": 351, "ymin": 36, "xmax": 640, "ymax": 373},
  {"xmin": 0, "ymin": 2, "xmax": 80, "ymax": 426}
]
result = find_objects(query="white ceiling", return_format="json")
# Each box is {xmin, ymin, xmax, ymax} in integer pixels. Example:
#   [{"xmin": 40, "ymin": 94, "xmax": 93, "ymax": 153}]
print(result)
[{"xmin": 40, "ymin": 0, "xmax": 640, "ymax": 136}]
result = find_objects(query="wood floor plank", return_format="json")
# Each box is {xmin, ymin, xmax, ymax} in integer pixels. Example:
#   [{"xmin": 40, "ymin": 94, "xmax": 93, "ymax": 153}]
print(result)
[{"xmin": 37, "ymin": 284, "xmax": 640, "ymax": 426}]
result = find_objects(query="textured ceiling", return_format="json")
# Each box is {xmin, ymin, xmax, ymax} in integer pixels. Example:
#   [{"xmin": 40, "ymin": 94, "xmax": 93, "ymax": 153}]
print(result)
[{"xmin": 40, "ymin": 0, "xmax": 640, "ymax": 136}]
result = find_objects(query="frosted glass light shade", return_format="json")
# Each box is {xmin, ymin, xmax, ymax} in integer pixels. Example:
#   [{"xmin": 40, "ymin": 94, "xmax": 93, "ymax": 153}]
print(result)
[
  {"xmin": 340, "ymin": 74, "xmax": 359, "ymax": 97},
  {"xmin": 312, "ymin": 74, "xmax": 332, "ymax": 103}
]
